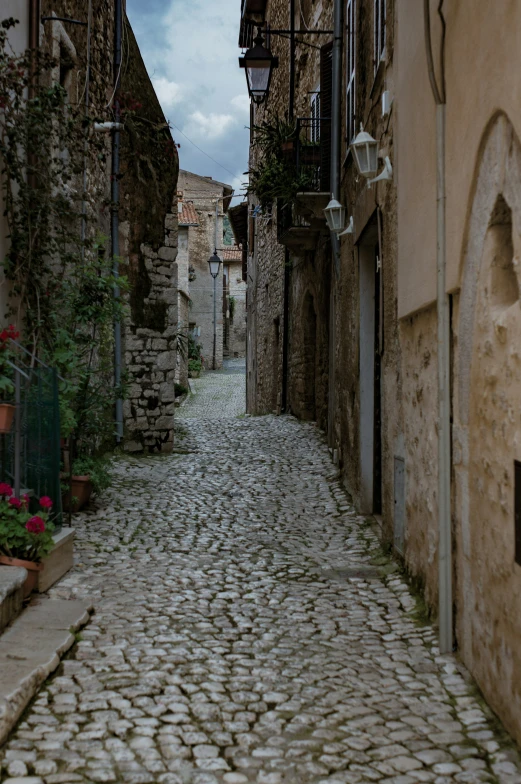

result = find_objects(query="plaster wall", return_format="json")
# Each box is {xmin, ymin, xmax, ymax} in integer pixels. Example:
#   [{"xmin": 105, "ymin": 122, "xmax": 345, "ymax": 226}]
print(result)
[
  {"xmin": 227, "ymin": 261, "xmax": 247, "ymax": 358},
  {"xmin": 396, "ymin": 0, "xmax": 521, "ymax": 317}
]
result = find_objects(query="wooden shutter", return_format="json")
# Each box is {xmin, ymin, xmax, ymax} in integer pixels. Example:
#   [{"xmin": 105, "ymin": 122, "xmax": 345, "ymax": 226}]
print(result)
[{"xmin": 320, "ymin": 41, "xmax": 333, "ymax": 192}]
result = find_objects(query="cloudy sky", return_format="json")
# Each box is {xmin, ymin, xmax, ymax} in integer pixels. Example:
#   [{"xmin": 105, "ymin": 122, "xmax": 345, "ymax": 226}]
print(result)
[{"xmin": 126, "ymin": 0, "xmax": 249, "ymax": 203}]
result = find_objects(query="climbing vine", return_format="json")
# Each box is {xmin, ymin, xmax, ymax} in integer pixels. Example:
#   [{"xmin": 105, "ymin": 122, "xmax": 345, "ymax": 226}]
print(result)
[{"xmin": 0, "ymin": 18, "xmax": 126, "ymax": 453}]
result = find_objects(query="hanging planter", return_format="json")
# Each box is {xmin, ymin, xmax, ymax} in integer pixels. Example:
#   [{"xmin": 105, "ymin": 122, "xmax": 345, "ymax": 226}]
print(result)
[
  {"xmin": 0, "ymin": 403, "xmax": 15, "ymax": 434},
  {"xmin": 0, "ymin": 555, "xmax": 44, "ymax": 598}
]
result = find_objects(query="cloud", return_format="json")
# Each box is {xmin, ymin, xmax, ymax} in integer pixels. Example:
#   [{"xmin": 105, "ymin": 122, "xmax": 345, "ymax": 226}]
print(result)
[
  {"xmin": 152, "ymin": 77, "xmax": 182, "ymax": 110},
  {"xmin": 185, "ymin": 111, "xmax": 236, "ymax": 141},
  {"xmin": 126, "ymin": 0, "xmax": 250, "ymax": 203},
  {"xmin": 231, "ymin": 94, "xmax": 250, "ymax": 115}
]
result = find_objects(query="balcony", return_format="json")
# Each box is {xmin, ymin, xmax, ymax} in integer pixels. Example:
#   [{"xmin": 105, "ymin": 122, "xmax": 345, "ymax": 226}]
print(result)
[{"xmin": 277, "ymin": 117, "xmax": 331, "ymax": 249}]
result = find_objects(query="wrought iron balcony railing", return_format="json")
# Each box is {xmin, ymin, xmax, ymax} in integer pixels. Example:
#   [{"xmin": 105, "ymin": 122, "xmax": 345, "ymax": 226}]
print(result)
[{"xmin": 294, "ymin": 116, "xmax": 331, "ymax": 193}]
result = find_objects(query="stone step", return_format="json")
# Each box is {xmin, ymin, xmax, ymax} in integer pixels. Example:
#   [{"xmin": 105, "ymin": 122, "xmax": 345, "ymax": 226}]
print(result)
[
  {"xmin": 0, "ymin": 597, "xmax": 93, "ymax": 746},
  {"xmin": 0, "ymin": 567, "xmax": 26, "ymax": 635}
]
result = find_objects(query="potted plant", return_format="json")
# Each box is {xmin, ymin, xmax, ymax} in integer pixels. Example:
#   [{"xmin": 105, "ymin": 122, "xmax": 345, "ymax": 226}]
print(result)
[
  {"xmin": 0, "ymin": 325, "xmax": 20, "ymax": 434},
  {"xmin": 0, "ymin": 484, "xmax": 54, "ymax": 597},
  {"xmin": 188, "ymin": 358, "xmax": 202, "ymax": 379},
  {"xmin": 62, "ymin": 455, "xmax": 111, "ymax": 512}
]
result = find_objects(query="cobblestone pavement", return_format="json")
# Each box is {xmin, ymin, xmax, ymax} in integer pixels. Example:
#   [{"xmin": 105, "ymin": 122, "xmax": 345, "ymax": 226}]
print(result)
[
  {"xmin": 177, "ymin": 360, "xmax": 246, "ymax": 419},
  {"xmin": 2, "ymin": 368, "xmax": 521, "ymax": 783}
]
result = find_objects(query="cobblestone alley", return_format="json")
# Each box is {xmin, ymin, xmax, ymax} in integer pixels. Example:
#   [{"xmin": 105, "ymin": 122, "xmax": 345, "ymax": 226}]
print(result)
[{"xmin": 1, "ymin": 362, "xmax": 521, "ymax": 784}]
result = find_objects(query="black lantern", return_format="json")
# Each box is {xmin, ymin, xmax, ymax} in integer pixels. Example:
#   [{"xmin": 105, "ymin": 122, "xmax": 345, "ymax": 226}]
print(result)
[
  {"xmin": 208, "ymin": 251, "xmax": 221, "ymax": 278},
  {"xmin": 239, "ymin": 28, "xmax": 279, "ymax": 105}
]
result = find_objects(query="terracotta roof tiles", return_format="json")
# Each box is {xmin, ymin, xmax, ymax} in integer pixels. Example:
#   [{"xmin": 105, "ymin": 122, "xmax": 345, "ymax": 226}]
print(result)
[{"xmin": 178, "ymin": 201, "xmax": 199, "ymax": 226}]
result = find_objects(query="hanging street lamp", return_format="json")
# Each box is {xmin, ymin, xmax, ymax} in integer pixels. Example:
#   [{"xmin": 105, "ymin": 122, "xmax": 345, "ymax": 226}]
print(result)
[
  {"xmin": 208, "ymin": 250, "xmax": 222, "ymax": 370},
  {"xmin": 239, "ymin": 28, "xmax": 279, "ymax": 105}
]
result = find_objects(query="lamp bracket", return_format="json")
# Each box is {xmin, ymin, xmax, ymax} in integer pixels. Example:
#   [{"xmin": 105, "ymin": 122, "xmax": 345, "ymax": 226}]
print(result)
[
  {"xmin": 338, "ymin": 216, "xmax": 354, "ymax": 237},
  {"xmin": 367, "ymin": 156, "xmax": 393, "ymax": 187}
]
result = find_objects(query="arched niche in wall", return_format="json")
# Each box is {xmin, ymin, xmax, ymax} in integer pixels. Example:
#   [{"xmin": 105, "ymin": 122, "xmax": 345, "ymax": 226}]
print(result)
[{"xmin": 455, "ymin": 112, "xmax": 521, "ymax": 742}]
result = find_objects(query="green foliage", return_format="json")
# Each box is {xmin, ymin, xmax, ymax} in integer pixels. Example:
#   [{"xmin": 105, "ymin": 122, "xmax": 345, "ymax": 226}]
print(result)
[
  {"xmin": 0, "ymin": 488, "xmax": 54, "ymax": 562},
  {"xmin": 248, "ymin": 113, "xmax": 313, "ymax": 211},
  {"xmin": 188, "ymin": 334, "xmax": 202, "ymax": 361},
  {"xmin": 228, "ymin": 296, "xmax": 236, "ymax": 320},
  {"xmin": 70, "ymin": 455, "xmax": 111, "ymax": 496},
  {"xmin": 0, "ymin": 19, "xmax": 129, "ymax": 454},
  {"xmin": 174, "ymin": 383, "xmax": 188, "ymax": 397},
  {"xmin": 222, "ymin": 214, "xmax": 234, "ymax": 246},
  {"xmin": 188, "ymin": 358, "xmax": 202, "ymax": 373}
]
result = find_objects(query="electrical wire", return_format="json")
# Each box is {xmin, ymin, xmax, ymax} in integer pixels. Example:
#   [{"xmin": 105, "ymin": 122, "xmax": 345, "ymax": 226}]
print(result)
[{"xmin": 170, "ymin": 122, "xmax": 242, "ymax": 181}]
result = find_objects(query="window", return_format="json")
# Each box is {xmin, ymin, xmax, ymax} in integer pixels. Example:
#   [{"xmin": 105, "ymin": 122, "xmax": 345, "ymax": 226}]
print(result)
[
  {"xmin": 310, "ymin": 89, "xmax": 321, "ymax": 142},
  {"xmin": 346, "ymin": 0, "xmax": 356, "ymax": 142},
  {"xmin": 374, "ymin": 0, "xmax": 386, "ymax": 70}
]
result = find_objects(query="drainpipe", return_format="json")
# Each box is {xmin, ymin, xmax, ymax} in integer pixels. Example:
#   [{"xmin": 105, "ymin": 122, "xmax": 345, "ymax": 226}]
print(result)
[
  {"xmin": 282, "ymin": 0, "xmax": 296, "ymax": 412},
  {"xmin": 112, "ymin": 0, "xmax": 124, "ymax": 442},
  {"xmin": 424, "ymin": 0, "xmax": 451, "ymax": 654},
  {"xmin": 29, "ymin": 0, "xmax": 40, "ymax": 54},
  {"xmin": 327, "ymin": 0, "xmax": 343, "ymax": 444},
  {"xmin": 80, "ymin": 0, "xmax": 92, "ymax": 260}
]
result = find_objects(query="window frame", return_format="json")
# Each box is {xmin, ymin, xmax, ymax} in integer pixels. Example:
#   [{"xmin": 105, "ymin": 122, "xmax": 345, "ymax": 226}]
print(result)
[
  {"xmin": 374, "ymin": 0, "xmax": 386, "ymax": 72},
  {"xmin": 310, "ymin": 87, "xmax": 321, "ymax": 143},
  {"xmin": 346, "ymin": 0, "xmax": 356, "ymax": 142}
]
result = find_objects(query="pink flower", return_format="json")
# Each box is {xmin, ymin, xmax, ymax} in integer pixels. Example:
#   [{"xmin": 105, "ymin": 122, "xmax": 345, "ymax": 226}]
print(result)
[
  {"xmin": 21, "ymin": 493, "xmax": 29, "ymax": 508},
  {"xmin": 0, "ymin": 483, "xmax": 13, "ymax": 498},
  {"xmin": 26, "ymin": 516, "xmax": 45, "ymax": 534},
  {"xmin": 8, "ymin": 497, "xmax": 21, "ymax": 509},
  {"xmin": 39, "ymin": 496, "xmax": 53, "ymax": 509}
]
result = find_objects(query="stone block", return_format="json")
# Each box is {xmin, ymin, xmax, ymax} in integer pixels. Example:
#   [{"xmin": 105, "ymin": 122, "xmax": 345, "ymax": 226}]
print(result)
[
  {"xmin": 124, "ymin": 440, "xmax": 143, "ymax": 453},
  {"xmin": 158, "ymin": 246, "xmax": 177, "ymax": 262},
  {"xmin": 152, "ymin": 339, "xmax": 168, "ymax": 351},
  {"xmin": 154, "ymin": 416, "xmax": 173, "ymax": 430},
  {"xmin": 0, "ymin": 567, "xmax": 25, "ymax": 633},
  {"xmin": 37, "ymin": 528, "xmax": 75, "ymax": 594},
  {"xmin": 157, "ymin": 351, "xmax": 177, "ymax": 371},
  {"xmin": 160, "ymin": 382, "xmax": 176, "ymax": 403}
]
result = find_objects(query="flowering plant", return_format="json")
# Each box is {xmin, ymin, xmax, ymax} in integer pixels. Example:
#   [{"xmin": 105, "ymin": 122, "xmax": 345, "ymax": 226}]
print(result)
[
  {"xmin": 0, "ymin": 484, "xmax": 54, "ymax": 562},
  {"xmin": 0, "ymin": 325, "xmax": 19, "ymax": 401}
]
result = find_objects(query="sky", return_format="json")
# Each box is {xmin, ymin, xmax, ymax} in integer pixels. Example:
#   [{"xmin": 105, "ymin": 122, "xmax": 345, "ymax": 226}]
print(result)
[{"xmin": 126, "ymin": 0, "xmax": 249, "ymax": 204}]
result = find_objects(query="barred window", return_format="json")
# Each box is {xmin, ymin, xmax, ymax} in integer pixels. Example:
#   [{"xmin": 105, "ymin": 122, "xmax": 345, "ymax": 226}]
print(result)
[
  {"xmin": 346, "ymin": 0, "xmax": 356, "ymax": 142},
  {"xmin": 374, "ymin": 0, "xmax": 386, "ymax": 70}
]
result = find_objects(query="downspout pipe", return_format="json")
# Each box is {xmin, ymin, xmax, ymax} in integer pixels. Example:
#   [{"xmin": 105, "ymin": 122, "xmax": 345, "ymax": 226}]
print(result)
[
  {"xmin": 112, "ymin": 0, "xmax": 124, "ymax": 442},
  {"xmin": 423, "ymin": 0, "xmax": 451, "ymax": 654},
  {"xmin": 327, "ymin": 0, "xmax": 343, "ymax": 444}
]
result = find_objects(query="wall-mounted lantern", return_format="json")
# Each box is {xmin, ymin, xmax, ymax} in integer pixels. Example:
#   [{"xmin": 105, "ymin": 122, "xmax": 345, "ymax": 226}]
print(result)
[
  {"xmin": 324, "ymin": 197, "xmax": 346, "ymax": 234},
  {"xmin": 350, "ymin": 125, "xmax": 379, "ymax": 179}
]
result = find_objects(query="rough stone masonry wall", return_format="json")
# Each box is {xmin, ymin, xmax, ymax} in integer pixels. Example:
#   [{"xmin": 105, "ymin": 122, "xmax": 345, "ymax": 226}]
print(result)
[
  {"xmin": 228, "ymin": 261, "xmax": 247, "ymax": 358},
  {"xmin": 178, "ymin": 171, "xmax": 226, "ymax": 370},
  {"xmin": 119, "ymin": 22, "xmax": 180, "ymax": 453}
]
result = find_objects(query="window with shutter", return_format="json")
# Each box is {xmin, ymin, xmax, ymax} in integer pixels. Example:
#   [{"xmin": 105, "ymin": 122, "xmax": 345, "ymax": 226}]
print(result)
[
  {"xmin": 310, "ymin": 89, "xmax": 321, "ymax": 143},
  {"xmin": 346, "ymin": 0, "xmax": 356, "ymax": 142},
  {"xmin": 320, "ymin": 41, "xmax": 333, "ymax": 192}
]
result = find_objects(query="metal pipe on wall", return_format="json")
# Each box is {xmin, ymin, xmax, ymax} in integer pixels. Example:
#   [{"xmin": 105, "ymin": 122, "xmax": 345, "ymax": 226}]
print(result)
[
  {"xmin": 327, "ymin": 0, "xmax": 343, "ymax": 445},
  {"xmin": 112, "ymin": 0, "xmax": 124, "ymax": 442},
  {"xmin": 423, "ymin": 0, "xmax": 452, "ymax": 655}
]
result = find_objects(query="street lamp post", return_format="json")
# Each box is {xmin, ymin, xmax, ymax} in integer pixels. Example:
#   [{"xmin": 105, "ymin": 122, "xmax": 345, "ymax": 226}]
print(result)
[{"xmin": 208, "ymin": 250, "xmax": 221, "ymax": 370}]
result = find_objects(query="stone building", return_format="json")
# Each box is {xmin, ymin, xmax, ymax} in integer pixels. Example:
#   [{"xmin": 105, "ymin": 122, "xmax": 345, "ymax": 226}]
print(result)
[
  {"xmin": 0, "ymin": 1, "xmax": 180, "ymax": 454},
  {"xmin": 223, "ymin": 246, "xmax": 247, "ymax": 359},
  {"xmin": 240, "ymin": 0, "xmax": 521, "ymax": 746},
  {"xmin": 177, "ymin": 170, "xmax": 233, "ymax": 370}
]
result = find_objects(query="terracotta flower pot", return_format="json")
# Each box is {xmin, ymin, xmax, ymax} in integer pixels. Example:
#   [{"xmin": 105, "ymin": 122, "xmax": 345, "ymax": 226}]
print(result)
[
  {"xmin": 281, "ymin": 140, "xmax": 295, "ymax": 161},
  {"xmin": 62, "ymin": 475, "xmax": 92, "ymax": 512},
  {"xmin": 0, "ymin": 555, "xmax": 44, "ymax": 598},
  {"xmin": 0, "ymin": 403, "xmax": 15, "ymax": 434}
]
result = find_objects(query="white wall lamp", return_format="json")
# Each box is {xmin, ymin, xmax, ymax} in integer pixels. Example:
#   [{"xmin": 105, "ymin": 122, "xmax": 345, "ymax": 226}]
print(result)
[
  {"xmin": 350, "ymin": 124, "xmax": 393, "ymax": 187},
  {"xmin": 324, "ymin": 197, "xmax": 346, "ymax": 234}
]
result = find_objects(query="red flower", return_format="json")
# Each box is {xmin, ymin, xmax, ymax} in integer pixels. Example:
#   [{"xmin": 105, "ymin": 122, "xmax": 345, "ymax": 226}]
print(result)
[
  {"xmin": 26, "ymin": 516, "xmax": 45, "ymax": 534},
  {"xmin": 39, "ymin": 496, "xmax": 53, "ymax": 509},
  {"xmin": 0, "ymin": 483, "xmax": 13, "ymax": 498},
  {"xmin": 8, "ymin": 497, "xmax": 21, "ymax": 509}
]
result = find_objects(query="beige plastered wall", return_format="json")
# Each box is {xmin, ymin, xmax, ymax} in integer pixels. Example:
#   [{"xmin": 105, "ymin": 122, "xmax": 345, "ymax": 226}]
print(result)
[{"xmin": 396, "ymin": 0, "xmax": 521, "ymax": 746}]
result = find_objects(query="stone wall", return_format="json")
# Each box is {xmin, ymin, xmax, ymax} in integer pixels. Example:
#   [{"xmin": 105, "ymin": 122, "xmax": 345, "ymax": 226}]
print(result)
[
  {"xmin": 178, "ymin": 170, "xmax": 232, "ymax": 371},
  {"xmin": 119, "ymin": 23, "xmax": 179, "ymax": 453},
  {"xmin": 227, "ymin": 261, "xmax": 247, "ymax": 358}
]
